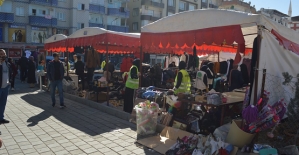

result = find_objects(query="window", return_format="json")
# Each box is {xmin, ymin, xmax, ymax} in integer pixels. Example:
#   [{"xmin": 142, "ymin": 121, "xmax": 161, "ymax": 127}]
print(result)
[
  {"xmin": 168, "ymin": 0, "xmax": 174, "ymax": 6},
  {"xmin": 32, "ymin": 9, "xmax": 36, "ymax": 15},
  {"xmin": 147, "ymin": 10, "xmax": 154, "ymax": 16},
  {"xmin": 141, "ymin": 20, "xmax": 150, "ymax": 26},
  {"xmin": 78, "ymin": 3, "xmax": 85, "ymax": 10},
  {"xmin": 132, "ymin": 8, "xmax": 139, "ymax": 17},
  {"xmin": 132, "ymin": 22, "xmax": 138, "ymax": 31},
  {"xmin": 56, "ymin": 12, "xmax": 66, "ymax": 21},
  {"xmin": 189, "ymin": 4, "xmax": 196, "ymax": 11},
  {"xmin": 77, "ymin": 23, "xmax": 84, "ymax": 29},
  {"xmin": 90, "ymin": 0, "xmax": 104, "ymax": 5},
  {"xmin": 16, "ymin": 7, "xmax": 24, "ymax": 16},
  {"xmin": 38, "ymin": 9, "xmax": 46, "ymax": 15},
  {"xmin": 179, "ymin": 1, "xmax": 186, "ymax": 10}
]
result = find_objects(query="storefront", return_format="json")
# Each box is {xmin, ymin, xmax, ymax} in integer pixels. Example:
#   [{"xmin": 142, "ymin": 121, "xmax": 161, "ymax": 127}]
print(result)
[
  {"xmin": 8, "ymin": 48, "xmax": 22, "ymax": 59},
  {"xmin": 31, "ymin": 27, "xmax": 48, "ymax": 43},
  {"xmin": 8, "ymin": 24, "xmax": 26, "ymax": 43}
]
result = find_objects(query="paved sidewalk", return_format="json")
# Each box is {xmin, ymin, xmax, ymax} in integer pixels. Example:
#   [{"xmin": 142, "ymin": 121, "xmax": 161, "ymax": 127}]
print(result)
[{"xmin": 0, "ymin": 80, "xmax": 159, "ymax": 155}]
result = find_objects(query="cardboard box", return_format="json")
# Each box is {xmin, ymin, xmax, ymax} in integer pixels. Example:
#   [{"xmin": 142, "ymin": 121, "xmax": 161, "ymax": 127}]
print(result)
[{"xmin": 136, "ymin": 126, "xmax": 191, "ymax": 154}]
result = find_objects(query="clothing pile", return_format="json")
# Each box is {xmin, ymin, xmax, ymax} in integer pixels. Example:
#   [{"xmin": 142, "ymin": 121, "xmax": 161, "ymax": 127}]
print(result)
[
  {"xmin": 62, "ymin": 77, "xmax": 77, "ymax": 95},
  {"xmin": 165, "ymin": 134, "xmax": 234, "ymax": 155}
]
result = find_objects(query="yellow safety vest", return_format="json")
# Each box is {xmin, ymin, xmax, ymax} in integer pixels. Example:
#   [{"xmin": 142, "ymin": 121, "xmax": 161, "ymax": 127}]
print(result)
[
  {"xmin": 174, "ymin": 69, "xmax": 191, "ymax": 94},
  {"xmin": 125, "ymin": 65, "xmax": 139, "ymax": 89},
  {"xmin": 101, "ymin": 61, "xmax": 106, "ymax": 69}
]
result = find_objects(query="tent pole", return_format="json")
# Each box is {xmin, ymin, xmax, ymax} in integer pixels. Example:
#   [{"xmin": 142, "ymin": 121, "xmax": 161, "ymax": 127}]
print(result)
[
  {"xmin": 217, "ymin": 52, "xmax": 220, "ymax": 62},
  {"xmin": 139, "ymin": 46, "xmax": 142, "ymax": 87},
  {"xmin": 105, "ymin": 34, "xmax": 109, "ymax": 106},
  {"xmin": 253, "ymin": 33, "xmax": 262, "ymax": 105},
  {"xmin": 66, "ymin": 47, "xmax": 69, "ymax": 77}
]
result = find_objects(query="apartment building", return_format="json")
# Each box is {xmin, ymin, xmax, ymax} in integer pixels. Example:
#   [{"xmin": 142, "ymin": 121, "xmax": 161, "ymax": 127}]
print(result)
[
  {"xmin": 217, "ymin": 0, "xmax": 256, "ymax": 13},
  {"xmin": 127, "ymin": 0, "xmax": 216, "ymax": 32},
  {"xmin": 0, "ymin": 0, "xmax": 129, "ymax": 58},
  {"xmin": 258, "ymin": 8, "xmax": 289, "ymax": 27}
]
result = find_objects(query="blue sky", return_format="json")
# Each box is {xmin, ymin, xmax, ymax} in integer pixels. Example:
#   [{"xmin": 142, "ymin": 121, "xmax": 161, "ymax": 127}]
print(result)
[{"xmin": 243, "ymin": 0, "xmax": 298, "ymax": 16}]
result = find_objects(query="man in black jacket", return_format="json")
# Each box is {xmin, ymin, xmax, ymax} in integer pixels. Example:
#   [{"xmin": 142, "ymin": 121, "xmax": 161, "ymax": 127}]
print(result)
[
  {"xmin": 18, "ymin": 54, "xmax": 28, "ymax": 83},
  {"xmin": 74, "ymin": 55, "xmax": 85, "ymax": 90},
  {"xmin": 0, "ymin": 49, "xmax": 12, "ymax": 124}
]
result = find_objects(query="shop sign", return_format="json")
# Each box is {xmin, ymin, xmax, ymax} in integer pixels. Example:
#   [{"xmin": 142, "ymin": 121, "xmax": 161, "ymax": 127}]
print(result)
[{"xmin": 8, "ymin": 49, "xmax": 22, "ymax": 58}]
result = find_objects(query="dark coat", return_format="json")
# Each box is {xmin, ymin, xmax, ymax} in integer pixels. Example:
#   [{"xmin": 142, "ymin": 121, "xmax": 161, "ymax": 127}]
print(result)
[
  {"xmin": 47, "ymin": 60, "xmax": 64, "ymax": 81},
  {"xmin": 27, "ymin": 60, "xmax": 36, "ymax": 83}
]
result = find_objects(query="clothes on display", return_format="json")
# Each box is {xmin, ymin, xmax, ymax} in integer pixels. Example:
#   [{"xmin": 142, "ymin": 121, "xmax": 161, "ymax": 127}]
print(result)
[
  {"xmin": 200, "ymin": 65, "xmax": 214, "ymax": 86},
  {"xmin": 169, "ymin": 56, "xmax": 180, "ymax": 67},
  {"xmin": 194, "ymin": 71, "xmax": 208, "ymax": 91},
  {"xmin": 25, "ymin": 50, "xmax": 31, "ymax": 58},
  {"xmin": 120, "ymin": 56, "xmax": 133, "ymax": 72}
]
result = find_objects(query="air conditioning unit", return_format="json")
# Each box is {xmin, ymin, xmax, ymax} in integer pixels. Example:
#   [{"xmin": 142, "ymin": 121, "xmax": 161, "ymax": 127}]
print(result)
[{"xmin": 145, "ymin": 6, "xmax": 148, "ymax": 10}]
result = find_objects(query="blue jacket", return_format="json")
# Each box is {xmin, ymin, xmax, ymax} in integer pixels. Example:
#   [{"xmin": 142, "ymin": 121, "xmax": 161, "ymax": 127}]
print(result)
[{"xmin": 47, "ymin": 60, "xmax": 64, "ymax": 81}]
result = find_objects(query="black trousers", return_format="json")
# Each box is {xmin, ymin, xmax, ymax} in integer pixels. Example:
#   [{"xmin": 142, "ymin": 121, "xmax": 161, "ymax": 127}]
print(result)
[
  {"xmin": 123, "ymin": 87, "xmax": 135, "ymax": 113},
  {"xmin": 11, "ymin": 77, "xmax": 15, "ymax": 88},
  {"xmin": 78, "ymin": 73, "xmax": 85, "ymax": 90},
  {"xmin": 20, "ymin": 68, "xmax": 27, "ymax": 81},
  {"xmin": 87, "ymin": 68, "xmax": 95, "ymax": 89}
]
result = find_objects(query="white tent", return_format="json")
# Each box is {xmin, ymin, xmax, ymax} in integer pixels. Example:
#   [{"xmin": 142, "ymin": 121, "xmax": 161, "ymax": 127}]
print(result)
[
  {"xmin": 141, "ymin": 9, "xmax": 299, "ymax": 106},
  {"xmin": 44, "ymin": 34, "xmax": 67, "ymax": 44}
]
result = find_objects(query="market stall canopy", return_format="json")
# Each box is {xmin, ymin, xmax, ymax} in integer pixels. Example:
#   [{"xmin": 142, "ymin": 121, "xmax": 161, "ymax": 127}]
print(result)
[
  {"xmin": 141, "ymin": 9, "xmax": 299, "ymax": 55},
  {"xmin": 66, "ymin": 27, "xmax": 140, "ymax": 54},
  {"xmin": 44, "ymin": 34, "xmax": 68, "ymax": 52}
]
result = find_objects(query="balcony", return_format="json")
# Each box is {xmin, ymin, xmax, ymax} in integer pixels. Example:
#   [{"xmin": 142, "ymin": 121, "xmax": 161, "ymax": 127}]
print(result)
[
  {"xmin": 89, "ymin": 4, "xmax": 105, "ymax": 14},
  {"xmin": 107, "ymin": 25, "xmax": 128, "ymax": 33},
  {"xmin": 89, "ymin": 22, "xmax": 104, "ymax": 28},
  {"xmin": 140, "ymin": 14, "xmax": 161, "ymax": 21},
  {"xmin": 29, "ymin": 0, "xmax": 58, "ymax": 6},
  {"xmin": 141, "ymin": 0, "xmax": 164, "ymax": 9},
  {"xmin": 29, "ymin": 16, "xmax": 57, "ymax": 27},
  {"xmin": 107, "ymin": 8, "xmax": 129, "ymax": 18},
  {"xmin": 0, "ymin": 12, "xmax": 14, "ymax": 23}
]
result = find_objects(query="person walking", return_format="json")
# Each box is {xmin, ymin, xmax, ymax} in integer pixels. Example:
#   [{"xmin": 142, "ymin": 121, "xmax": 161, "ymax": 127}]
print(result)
[
  {"xmin": 18, "ymin": 54, "xmax": 28, "ymax": 83},
  {"xmin": 172, "ymin": 61, "xmax": 191, "ymax": 95},
  {"xmin": 7, "ymin": 58, "xmax": 17, "ymax": 91},
  {"xmin": 74, "ymin": 55, "xmax": 85, "ymax": 90},
  {"xmin": 0, "ymin": 49, "xmax": 11, "ymax": 124},
  {"xmin": 47, "ymin": 53, "xmax": 66, "ymax": 108},
  {"xmin": 27, "ymin": 56, "xmax": 36, "ymax": 88},
  {"xmin": 123, "ymin": 59, "xmax": 140, "ymax": 114}
]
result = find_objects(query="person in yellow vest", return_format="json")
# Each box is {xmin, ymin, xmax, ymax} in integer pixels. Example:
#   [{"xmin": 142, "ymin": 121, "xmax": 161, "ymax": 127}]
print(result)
[
  {"xmin": 173, "ymin": 61, "xmax": 191, "ymax": 95},
  {"xmin": 124, "ymin": 59, "xmax": 140, "ymax": 113},
  {"xmin": 101, "ymin": 60, "xmax": 106, "ymax": 70}
]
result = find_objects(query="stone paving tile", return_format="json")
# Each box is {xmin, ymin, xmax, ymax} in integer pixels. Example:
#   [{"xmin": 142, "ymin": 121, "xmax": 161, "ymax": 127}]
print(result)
[{"xmin": 0, "ymin": 80, "xmax": 161, "ymax": 155}]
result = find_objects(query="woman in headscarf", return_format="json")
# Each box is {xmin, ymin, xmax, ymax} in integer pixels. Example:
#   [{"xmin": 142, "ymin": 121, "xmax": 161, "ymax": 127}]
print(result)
[
  {"xmin": 123, "ymin": 59, "xmax": 140, "ymax": 113},
  {"xmin": 27, "ymin": 56, "xmax": 36, "ymax": 87}
]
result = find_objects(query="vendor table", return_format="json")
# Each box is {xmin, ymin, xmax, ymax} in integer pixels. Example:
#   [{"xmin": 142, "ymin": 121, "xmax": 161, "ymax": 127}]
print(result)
[
  {"xmin": 92, "ymin": 86, "xmax": 110, "ymax": 103},
  {"xmin": 179, "ymin": 92, "xmax": 245, "ymax": 126}
]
